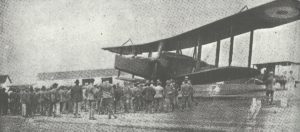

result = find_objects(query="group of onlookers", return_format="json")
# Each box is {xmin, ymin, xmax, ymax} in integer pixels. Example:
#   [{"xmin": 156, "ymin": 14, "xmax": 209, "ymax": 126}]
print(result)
[
  {"xmin": 1, "ymin": 70, "xmax": 297, "ymax": 119},
  {"xmin": 264, "ymin": 70, "xmax": 296, "ymax": 105},
  {"xmin": 0, "ymin": 76, "xmax": 195, "ymax": 120}
]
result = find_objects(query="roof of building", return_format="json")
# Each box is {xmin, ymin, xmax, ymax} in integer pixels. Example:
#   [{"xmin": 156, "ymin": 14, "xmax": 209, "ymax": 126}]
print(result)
[
  {"xmin": 9, "ymin": 84, "xmax": 33, "ymax": 90},
  {"xmin": 37, "ymin": 69, "xmax": 126, "ymax": 81},
  {"xmin": 253, "ymin": 61, "xmax": 300, "ymax": 66},
  {"xmin": 0, "ymin": 75, "xmax": 12, "ymax": 84}
]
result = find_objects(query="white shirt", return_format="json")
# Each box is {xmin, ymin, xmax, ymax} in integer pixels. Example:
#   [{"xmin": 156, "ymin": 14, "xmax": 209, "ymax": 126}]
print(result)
[{"xmin": 154, "ymin": 85, "xmax": 164, "ymax": 98}]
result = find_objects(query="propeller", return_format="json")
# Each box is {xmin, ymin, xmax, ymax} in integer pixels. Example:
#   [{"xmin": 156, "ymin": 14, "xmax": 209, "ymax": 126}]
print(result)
[{"xmin": 151, "ymin": 42, "xmax": 164, "ymax": 80}]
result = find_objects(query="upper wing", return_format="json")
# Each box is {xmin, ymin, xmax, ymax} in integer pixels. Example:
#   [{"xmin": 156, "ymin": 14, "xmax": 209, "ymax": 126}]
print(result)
[
  {"xmin": 102, "ymin": 0, "xmax": 300, "ymax": 55},
  {"xmin": 175, "ymin": 66, "xmax": 261, "ymax": 85}
]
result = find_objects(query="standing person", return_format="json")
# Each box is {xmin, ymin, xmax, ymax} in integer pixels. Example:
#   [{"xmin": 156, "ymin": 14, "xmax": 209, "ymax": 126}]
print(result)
[
  {"xmin": 27, "ymin": 87, "xmax": 35, "ymax": 117},
  {"xmin": 287, "ymin": 71, "xmax": 295, "ymax": 106},
  {"xmin": 24, "ymin": 88, "xmax": 32, "ymax": 117},
  {"xmin": 85, "ymin": 82, "xmax": 97, "ymax": 120},
  {"xmin": 265, "ymin": 71, "xmax": 276, "ymax": 105},
  {"xmin": 188, "ymin": 80, "xmax": 196, "ymax": 106},
  {"xmin": 94, "ymin": 84, "xmax": 102, "ymax": 115},
  {"xmin": 102, "ymin": 81, "xmax": 117, "ymax": 119},
  {"xmin": 58, "ymin": 86, "xmax": 68, "ymax": 114},
  {"xmin": 287, "ymin": 71, "xmax": 295, "ymax": 90},
  {"xmin": 49, "ymin": 83, "xmax": 60, "ymax": 117},
  {"xmin": 139, "ymin": 83, "xmax": 146, "ymax": 111},
  {"xmin": 8, "ymin": 89, "xmax": 18, "ymax": 115},
  {"xmin": 20, "ymin": 89, "xmax": 27, "ymax": 117},
  {"xmin": 2, "ymin": 88, "xmax": 9, "ymax": 115},
  {"xmin": 7, "ymin": 88, "xmax": 13, "ymax": 115},
  {"xmin": 131, "ymin": 82, "xmax": 141, "ymax": 112},
  {"xmin": 279, "ymin": 71, "xmax": 287, "ymax": 90},
  {"xmin": 82, "ymin": 83, "xmax": 88, "ymax": 112},
  {"xmin": 181, "ymin": 76, "xmax": 193, "ymax": 111},
  {"xmin": 113, "ymin": 83, "xmax": 123, "ymax": 113},
  {"xmin": 171, "ymin": 79, "xmax": 179, "ymax": 109},
  {"xmin": 164, "ymin": 80, "xmax": 176, "ymax": 112},
  {"xmin": 0, "ymin": 88, "xmax": 5, "ymax": 115},
  {"xmin": 43, "ymin": 88, "xmax": 52, "ymax": 116},
  {"xmin": 66, "ymin": 87, "xmax": 73, "ymax": 114},
  {"xmin": 38, "ymin": 86, "xmax": 47, "ymax": 116},
  {"xmin": 32, "ymin": 88, "xmax": 39, "ymax": 115},
  {"xmin": 153, "ymin": 80, "xmax": 164, "ymax": 112},
  {"xmin": 71, "ymin": 80, "xmax": 83, "ymax": 118},
  {"xmin": 123, "ymin": 82, "xmax": 132, "ymax": 113},
  {"xmin": 142, "ymin": 81, "xmax": 156, "ymax": 113}
]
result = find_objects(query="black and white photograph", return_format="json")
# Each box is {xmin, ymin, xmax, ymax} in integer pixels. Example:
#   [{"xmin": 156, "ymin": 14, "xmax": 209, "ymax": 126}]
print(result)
[{"xmin": 0, "ymin": 0, "xmax": 300, "ymax": 131}]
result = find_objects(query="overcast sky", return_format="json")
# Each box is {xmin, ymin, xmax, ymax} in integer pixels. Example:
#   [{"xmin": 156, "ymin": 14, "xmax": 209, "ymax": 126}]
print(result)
[{"xmin": 0, "ymin": 0, "xmax": 299, "ymax": 84}]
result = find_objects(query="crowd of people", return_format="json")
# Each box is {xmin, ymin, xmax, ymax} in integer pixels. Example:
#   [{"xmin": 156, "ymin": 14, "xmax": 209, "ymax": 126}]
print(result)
[
  {"xmin": 1, "ymin": 70, "xmax": 296, "ymax": 120},
  {"xmin": 0, "ymin": 76, "xmax": 195, "ymax": 120},
  {"xmin": 264, "ymin": 70, "xmax": 296, "ymax": 105}
]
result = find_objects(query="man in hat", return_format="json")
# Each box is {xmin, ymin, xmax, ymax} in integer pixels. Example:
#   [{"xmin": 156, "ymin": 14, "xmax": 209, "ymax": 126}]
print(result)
[
  {"xmin": 71, "ymin": 80, "xmax": 83, "ymax": 118},
  {"xmin": 181, "ymin": 76, "xmax": 193, "ymax": 111},
  {"xmin": 265, "ymin": 71, "xmax": 276, "ymax": 105}
]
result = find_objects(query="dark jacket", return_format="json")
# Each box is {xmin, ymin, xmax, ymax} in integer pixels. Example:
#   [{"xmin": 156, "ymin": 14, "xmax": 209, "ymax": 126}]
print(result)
[
  {"xmin": 9, "ymin": 91, "xmax": 19, "ymax": 103},
  {"xmin": 37, "ymin": 91, "xmax": 45, "ymax": 104},
  {"xmin": 71, "ymin": 85, "xmax": 83, "ymax": 102},
  {"xmin": 142, "ymin": 86, "xmax": 156, "ymax": 101},
  {"xmin": 0, "ymin": 89, "xmax": 8, "ymax": 106},
  {"xmin": 50, "ymin": 89, "xmax": 59, "ymax": 103}
]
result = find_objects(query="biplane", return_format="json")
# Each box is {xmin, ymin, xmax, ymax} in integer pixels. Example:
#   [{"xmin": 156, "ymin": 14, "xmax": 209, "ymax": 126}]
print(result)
[{"xmin": 103, "ymin": 0, "xmax": 300, "ymax": 85}]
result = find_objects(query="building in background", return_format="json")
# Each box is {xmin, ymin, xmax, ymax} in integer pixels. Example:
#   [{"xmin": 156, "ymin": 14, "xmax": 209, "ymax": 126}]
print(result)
[
  {"xmin": 253, "ymin": 61, "xmax": 300, "ymax": 82},
  {"xmin": 0, "ymin": 75, "xmax": 12, "ymax": 91},
  {"xmin": 36, "ymin": 69, "xmax": 131, "ymax": 87}
]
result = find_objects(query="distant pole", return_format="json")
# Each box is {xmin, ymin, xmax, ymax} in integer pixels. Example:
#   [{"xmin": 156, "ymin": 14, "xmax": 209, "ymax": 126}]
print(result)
[
  {"xmin": 229, "ymin": 36, "xmax": 234, "ymax": 66},
  {"xmin": 148, "ymin": 51, "xmax": 152, "ymax": 57},
  {"xmin": 197, "ymin": 40, "xmax": 202, "ymax": 61},
  {"xmin": 118, "ymin": 70, "xmax": 121, "ymax": 77},
  {"xmin": 193, "ymin": 46, "xmax": 197, "ymax": 60},
  {"xmin": 118, "ymin": 51, "xmax": 123, "ymax": 77},
  {"xmin": 215, "ymin": 40, "xmax": 221, "ymax": 67},
  {"xmin": 157, "ymin": 41, "xmax": 164, "ymax": 58},
  {"xmin": 248, "ymin": 30, "xmax": 254, "ymax": 68}
]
